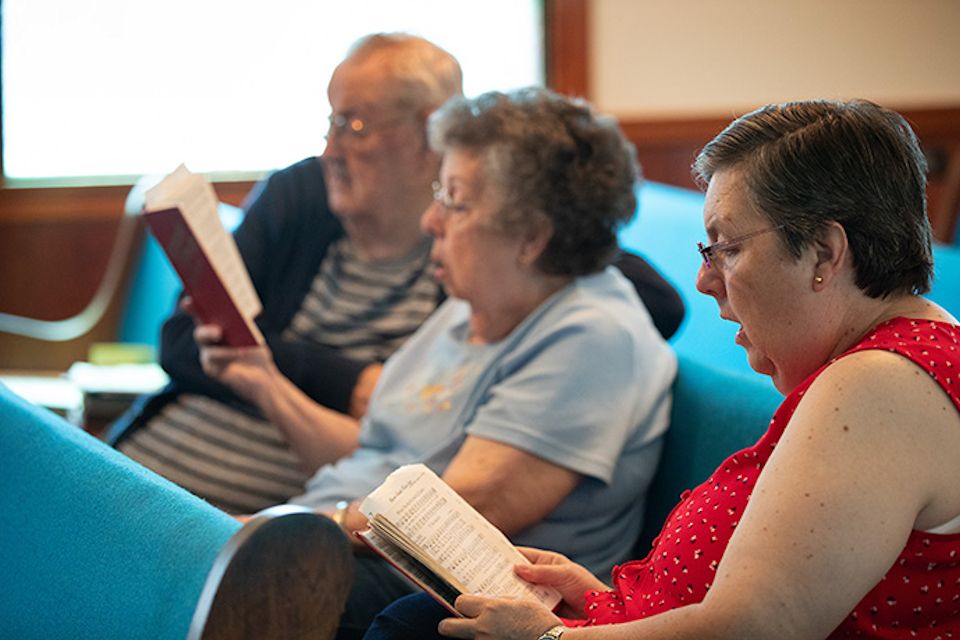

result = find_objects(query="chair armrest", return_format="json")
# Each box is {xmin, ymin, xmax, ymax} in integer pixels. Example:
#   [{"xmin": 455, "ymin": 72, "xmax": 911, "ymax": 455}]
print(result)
[{"xmin": 188, "ymin": 505, "xmax": 354, "ymax": 640}]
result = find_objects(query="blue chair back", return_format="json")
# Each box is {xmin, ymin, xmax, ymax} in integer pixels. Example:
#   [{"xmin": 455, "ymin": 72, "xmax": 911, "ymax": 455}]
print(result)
[
  {"xmin": 0, "ymin": 383, "xmax": 241, "ymax": 639},
  {"xmin": 635, "ymin": 355, "xmax": 782, "ymax": 555}
]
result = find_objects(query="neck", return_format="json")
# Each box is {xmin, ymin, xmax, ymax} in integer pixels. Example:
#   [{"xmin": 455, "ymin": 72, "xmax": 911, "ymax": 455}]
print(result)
[
  {"xmin": 342, "ymin": 209, "xmax": 429, "ymax": 262},
  {"xmin": 468, "ymin": 274, "xmax": 574, "ymax": 344},
  {"xmin": 827, "ymin": 293, "xmax": 936, "ymax": 360}
]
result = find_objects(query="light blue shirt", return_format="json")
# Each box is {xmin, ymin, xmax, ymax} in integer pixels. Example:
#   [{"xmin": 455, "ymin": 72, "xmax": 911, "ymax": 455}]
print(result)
[{"xmin": 291, "ymin": 267, "xmax": 676, "ymax": 576}]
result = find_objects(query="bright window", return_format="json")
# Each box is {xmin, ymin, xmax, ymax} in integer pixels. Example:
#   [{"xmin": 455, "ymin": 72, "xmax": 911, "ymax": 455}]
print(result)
[{"xmin": 1, "ymin": 1, "xmax": 543, "ymax": 180}]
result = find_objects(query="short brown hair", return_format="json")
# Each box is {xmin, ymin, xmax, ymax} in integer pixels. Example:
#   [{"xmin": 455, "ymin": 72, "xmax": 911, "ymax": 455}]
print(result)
[{"xmin": 694, "ymin": 99, "xmax": 932, "ymax": 298}]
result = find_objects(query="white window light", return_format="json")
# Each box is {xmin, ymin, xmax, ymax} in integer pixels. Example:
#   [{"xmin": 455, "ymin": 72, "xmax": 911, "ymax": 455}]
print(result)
[{"xmin": 1, "ymin": 0, "xmax": 543, "ymax": 181}]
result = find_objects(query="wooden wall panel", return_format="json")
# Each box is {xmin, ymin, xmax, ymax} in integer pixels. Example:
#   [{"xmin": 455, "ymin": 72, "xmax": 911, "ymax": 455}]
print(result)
[
  {"xmin": 0, "ymin": 217, "xmax": 129, "ymax": 370},
  {"xmin": 546, "ymin": 0, "xmax": 589, "ymax": 98},
  {"xmin": 0, "ymin": 181, "xmax": 255, "ymax": 371},
  {"xmin": 619, "ymin": 108, "xmax": 960, "ymax": 245}
]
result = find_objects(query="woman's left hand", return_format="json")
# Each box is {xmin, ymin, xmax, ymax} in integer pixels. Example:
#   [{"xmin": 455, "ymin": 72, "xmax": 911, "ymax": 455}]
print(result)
[{"xmin": 438, "ymin": 595, "xmax": 562, "ymax": 640}]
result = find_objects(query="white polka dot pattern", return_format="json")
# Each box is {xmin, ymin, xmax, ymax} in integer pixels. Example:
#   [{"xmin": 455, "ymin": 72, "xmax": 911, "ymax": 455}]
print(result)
[{"xmin": 575, "ymin": 318, "xmax": 960, "ymax": 638}]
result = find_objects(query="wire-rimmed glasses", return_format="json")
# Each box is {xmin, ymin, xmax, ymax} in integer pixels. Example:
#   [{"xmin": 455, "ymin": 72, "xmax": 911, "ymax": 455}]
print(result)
[{"xmin": 697, "ymin": 225, "xmax": 784, "ymax": 268}]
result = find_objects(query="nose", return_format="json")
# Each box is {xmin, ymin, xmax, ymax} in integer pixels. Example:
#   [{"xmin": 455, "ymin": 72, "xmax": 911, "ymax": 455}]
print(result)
[
  {"xmin": 420, "ymin": 200, "xmax": 445, "ymax": 237},
  {"xmin": 322, "ymin": 124, "xmax": 345, "ymax": 158},
  {"xmin": 695, "ymin": 261, "xmax": 725, "ymax": 300}
]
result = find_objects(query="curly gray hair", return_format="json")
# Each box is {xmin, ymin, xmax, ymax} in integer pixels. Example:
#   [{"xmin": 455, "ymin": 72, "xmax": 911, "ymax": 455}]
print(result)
[{"xmin": 427, "ymin": 87, "xmax": 640, "ymax": 276}]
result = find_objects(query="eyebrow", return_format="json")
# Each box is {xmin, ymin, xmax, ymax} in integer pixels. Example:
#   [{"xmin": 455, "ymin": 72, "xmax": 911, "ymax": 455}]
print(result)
[
  {"xmin": 444, "ymin": 177, "xmax": 479, "ymax": 197},
  {"xmin": 330, "ymin": 102, "xmax": 380, "ymax": 117}
]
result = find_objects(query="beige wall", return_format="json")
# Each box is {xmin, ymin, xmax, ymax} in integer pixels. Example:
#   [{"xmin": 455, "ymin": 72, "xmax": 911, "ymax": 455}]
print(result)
[{"xmin": 590, "ymin": 0, "xmax": 960, "ymax": 118}]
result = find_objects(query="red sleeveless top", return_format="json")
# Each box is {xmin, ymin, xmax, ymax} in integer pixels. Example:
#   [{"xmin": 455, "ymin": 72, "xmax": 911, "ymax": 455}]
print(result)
[{"xmin": 578, "ymin": 317, "xmax": 960, "ymax": 637}]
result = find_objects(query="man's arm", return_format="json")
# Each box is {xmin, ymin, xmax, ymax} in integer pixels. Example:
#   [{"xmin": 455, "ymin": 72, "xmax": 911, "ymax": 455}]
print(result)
[{"xmin": 160, "ymin": 159, "xmax": 373, "ymax": 414}]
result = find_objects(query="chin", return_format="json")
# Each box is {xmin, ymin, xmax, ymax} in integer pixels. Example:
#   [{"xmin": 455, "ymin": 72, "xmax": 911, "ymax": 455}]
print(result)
[
  {"xmin": 328, "ymin": 195, "xmax": 361, "ymax": 220},
  {"xmin": 746, "ymin": 350, "xmax": 776, "ymax": 377}
]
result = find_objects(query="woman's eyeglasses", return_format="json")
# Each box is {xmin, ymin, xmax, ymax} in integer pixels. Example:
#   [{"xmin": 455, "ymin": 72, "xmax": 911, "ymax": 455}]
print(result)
[
  {"xmin": 697, "ymin": 225, "xmax": 784, "ymax": 268},
  {"xmin": 431, "ymin": 182, "xmax": 471, "ymax": 217}
]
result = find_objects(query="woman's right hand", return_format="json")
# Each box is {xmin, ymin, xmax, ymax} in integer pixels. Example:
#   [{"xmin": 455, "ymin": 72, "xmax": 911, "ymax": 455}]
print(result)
[{"xmin": 514, "ymin": 547, "xmax": 608, "ymax": 618}]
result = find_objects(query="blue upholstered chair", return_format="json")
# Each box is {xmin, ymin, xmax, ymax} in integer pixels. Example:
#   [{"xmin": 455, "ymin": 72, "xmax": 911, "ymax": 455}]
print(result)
[
  {"xmin": 0, "ymin": 382, "xmax": 351, "ymax": 639},
  {"xmin": 635, "ymin": 354, "xmax": 783, "ymax": 555}
]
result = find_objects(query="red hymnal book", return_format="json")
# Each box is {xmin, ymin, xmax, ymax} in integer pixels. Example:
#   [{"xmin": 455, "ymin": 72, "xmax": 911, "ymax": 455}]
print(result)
[{"xmin": 142, "ymin": 165, "xmax": 264, "ymax": 347}]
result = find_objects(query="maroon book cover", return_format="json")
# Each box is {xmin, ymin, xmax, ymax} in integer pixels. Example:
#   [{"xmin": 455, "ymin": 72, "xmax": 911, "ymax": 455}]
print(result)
[{"xmin": 143, "ymin": 207, "xmax": 262, "ymax": 347}]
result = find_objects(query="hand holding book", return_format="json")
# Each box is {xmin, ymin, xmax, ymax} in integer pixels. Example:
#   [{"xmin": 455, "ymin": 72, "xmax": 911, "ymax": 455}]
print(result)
[
  {"xmin": 141, "ymin": 164, "xmax": 264, "ymax": 347},
  {"xmin": 357, "ymin": 464, "xmax": 562, "ymax": 615}
]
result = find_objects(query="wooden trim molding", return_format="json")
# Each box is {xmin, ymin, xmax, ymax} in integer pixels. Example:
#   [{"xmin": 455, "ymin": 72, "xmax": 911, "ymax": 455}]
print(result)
[
  {"xmin": 0, "ymin": 180, "xmax": 256, "ymax": 223},
  {"xmin": 545, "ymin": 0, "xmax": 589, "ymax": 98},
  {"xmin": 618, "ymin": 106, "xmax": 960, "ymax": 244}
]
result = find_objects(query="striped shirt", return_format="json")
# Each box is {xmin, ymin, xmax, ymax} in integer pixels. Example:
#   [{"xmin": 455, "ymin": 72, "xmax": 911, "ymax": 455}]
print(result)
[
  {"xmin": 120, "ymin": 236, "xmax": 439, "ymax": 513},
  {"xmin": 284, "ymin": 236, "xmax": 437, "ymax": 361}
]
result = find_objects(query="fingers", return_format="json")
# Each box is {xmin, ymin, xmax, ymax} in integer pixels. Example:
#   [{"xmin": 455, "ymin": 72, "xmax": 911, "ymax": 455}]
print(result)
[
  {"xmin": 454, "ymin": 594, "xmax": 485, "ymax": 618},
  {"xmin": 198, "ymin": 344, "xmax": 250, "ymax": 380},
  {"xmin": 444, "ymin": 596, "xmax": 561, "ymax": 640},
  {"xmin": 194, "ymin": 323, "xmax": 223, "ymax": 346},
  {"xmin": 514, "ymin": 562, "xmax": 567, "ymax": 585},
  {"xmin": 438, "ymin": 596, "xmax": 484, "ymax": 638},
  {"xmin": 517, "ymin": 547, "xmax": 566, "ymax": 564},
  {"xmin": 437, "ymin": 617, "xmax": 474, "ymax": 639}
]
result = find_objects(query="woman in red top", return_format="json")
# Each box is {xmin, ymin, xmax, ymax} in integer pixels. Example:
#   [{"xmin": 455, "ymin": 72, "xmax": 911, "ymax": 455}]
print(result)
[{"xmin": 364, "ymin": 99, "xmax": 960, "ymax": 639}]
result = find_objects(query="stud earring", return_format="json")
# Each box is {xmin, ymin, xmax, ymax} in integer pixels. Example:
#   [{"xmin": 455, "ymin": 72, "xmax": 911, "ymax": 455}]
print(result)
[{"xmin": 814, "ymin": 275, "xmax": 824, "ymax": 284}]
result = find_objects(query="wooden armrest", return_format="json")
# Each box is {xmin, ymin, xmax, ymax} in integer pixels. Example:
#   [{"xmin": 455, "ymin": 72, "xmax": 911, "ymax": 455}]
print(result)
[{"xmin": 188, "ymin": 505, "xmax": 353, "ymax": 640}]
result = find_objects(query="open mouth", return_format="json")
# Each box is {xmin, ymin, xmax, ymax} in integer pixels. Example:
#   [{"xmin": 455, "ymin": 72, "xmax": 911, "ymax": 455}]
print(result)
[
  {"xmin": 734, "ymin": 324, "xmax": 752, "ymax": 348},
  {"xmin": 428, "ymin": 259, "xmax": 445, "ymax": 281}
]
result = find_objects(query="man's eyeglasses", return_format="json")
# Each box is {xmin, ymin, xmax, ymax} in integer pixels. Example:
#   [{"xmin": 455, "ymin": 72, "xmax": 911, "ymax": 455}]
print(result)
[
  {"xmin": 326, "ymin": 112, "xmax": 415, "ymax": 141},
  {"xmin": 697, "ymin": 225, "xmax": 784, "ymax": 268},
  {"xmin": 431, "ymin": 181, "xmax": 471, "ymax": 217}
]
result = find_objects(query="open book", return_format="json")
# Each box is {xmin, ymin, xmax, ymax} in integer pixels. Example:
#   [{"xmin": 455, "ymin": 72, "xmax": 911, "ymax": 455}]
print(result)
[
  {"xmin": 357, "ymin": 464, "xmax": 562, "ymax": 616},
  {"xmin": 141, "ymin": 165, "xmax": 264, "ymax": 347}
]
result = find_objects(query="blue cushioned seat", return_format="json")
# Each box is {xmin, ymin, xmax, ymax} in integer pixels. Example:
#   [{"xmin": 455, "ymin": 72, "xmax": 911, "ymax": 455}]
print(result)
[
  {"xmin": 0, "ymin": 383, "xmax": 241, "ymax": 640},
  {"xmin": 635, "ymin": 354, "xmax": 783, "ymax": 556}
]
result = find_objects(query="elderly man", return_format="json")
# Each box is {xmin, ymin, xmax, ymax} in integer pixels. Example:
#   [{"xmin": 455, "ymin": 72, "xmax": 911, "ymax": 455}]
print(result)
[
  {"xmin": 110, "ymin": 34, "xmax": 464, "ymax": 512},
  {"xmin": 110, "ymin": 33, "xmax": 684, "ymax": 517}
]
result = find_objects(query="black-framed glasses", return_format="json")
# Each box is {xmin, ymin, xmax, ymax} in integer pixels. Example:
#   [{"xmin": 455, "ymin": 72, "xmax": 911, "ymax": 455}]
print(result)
[
  {"xmin": 431, "ymin": 181, "xmax": 471, "ymax": 217},
  {"xmin": 697, "ymin": 225, "xmax": 784, "ymax": 268},
  {"xmin": 326, "ymin": 111, "xmax": 415, "ymax": 141}
]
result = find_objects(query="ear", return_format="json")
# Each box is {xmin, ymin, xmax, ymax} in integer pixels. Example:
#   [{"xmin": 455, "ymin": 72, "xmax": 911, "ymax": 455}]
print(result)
[
  {"xmin": 811, "ymin": 220, "xmax": 849, "ymax": 290},
  {"xmin": 416, "ymin": 108, "xmax": 435, "ymax": 153},
  {"xmin": 517, "ymin": 213, "xmax": 554, "ymax": 268}
]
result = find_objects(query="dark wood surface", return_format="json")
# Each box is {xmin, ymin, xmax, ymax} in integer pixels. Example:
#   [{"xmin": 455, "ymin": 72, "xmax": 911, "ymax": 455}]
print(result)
[
  {"xmin": 188, "ymin": 506, "xmax": 354, "ymax": 640},
  {"xmin": 619, "ymin": 108, "xmax": 960, "ymax": 246},
  {"xmin": 546, "ymin": 0, "xmax": 589, "ymax": 98},
  {"xmin": 0, "ymin": 182, "xmax": 255, "ymax": 371}
]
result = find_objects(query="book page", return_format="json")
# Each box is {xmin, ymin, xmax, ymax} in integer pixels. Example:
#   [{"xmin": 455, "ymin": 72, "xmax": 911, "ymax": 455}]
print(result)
[
  {"xmin": 144, "ymin": 164, "xmax": 261, "ymax": 319},
  {"xmin": 357, "ymin": 528, "xmax": 463, "ymax": 615},
  {"xmin": 360, "ymin": 464, "xmax": 561, "ymax": 608}
]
